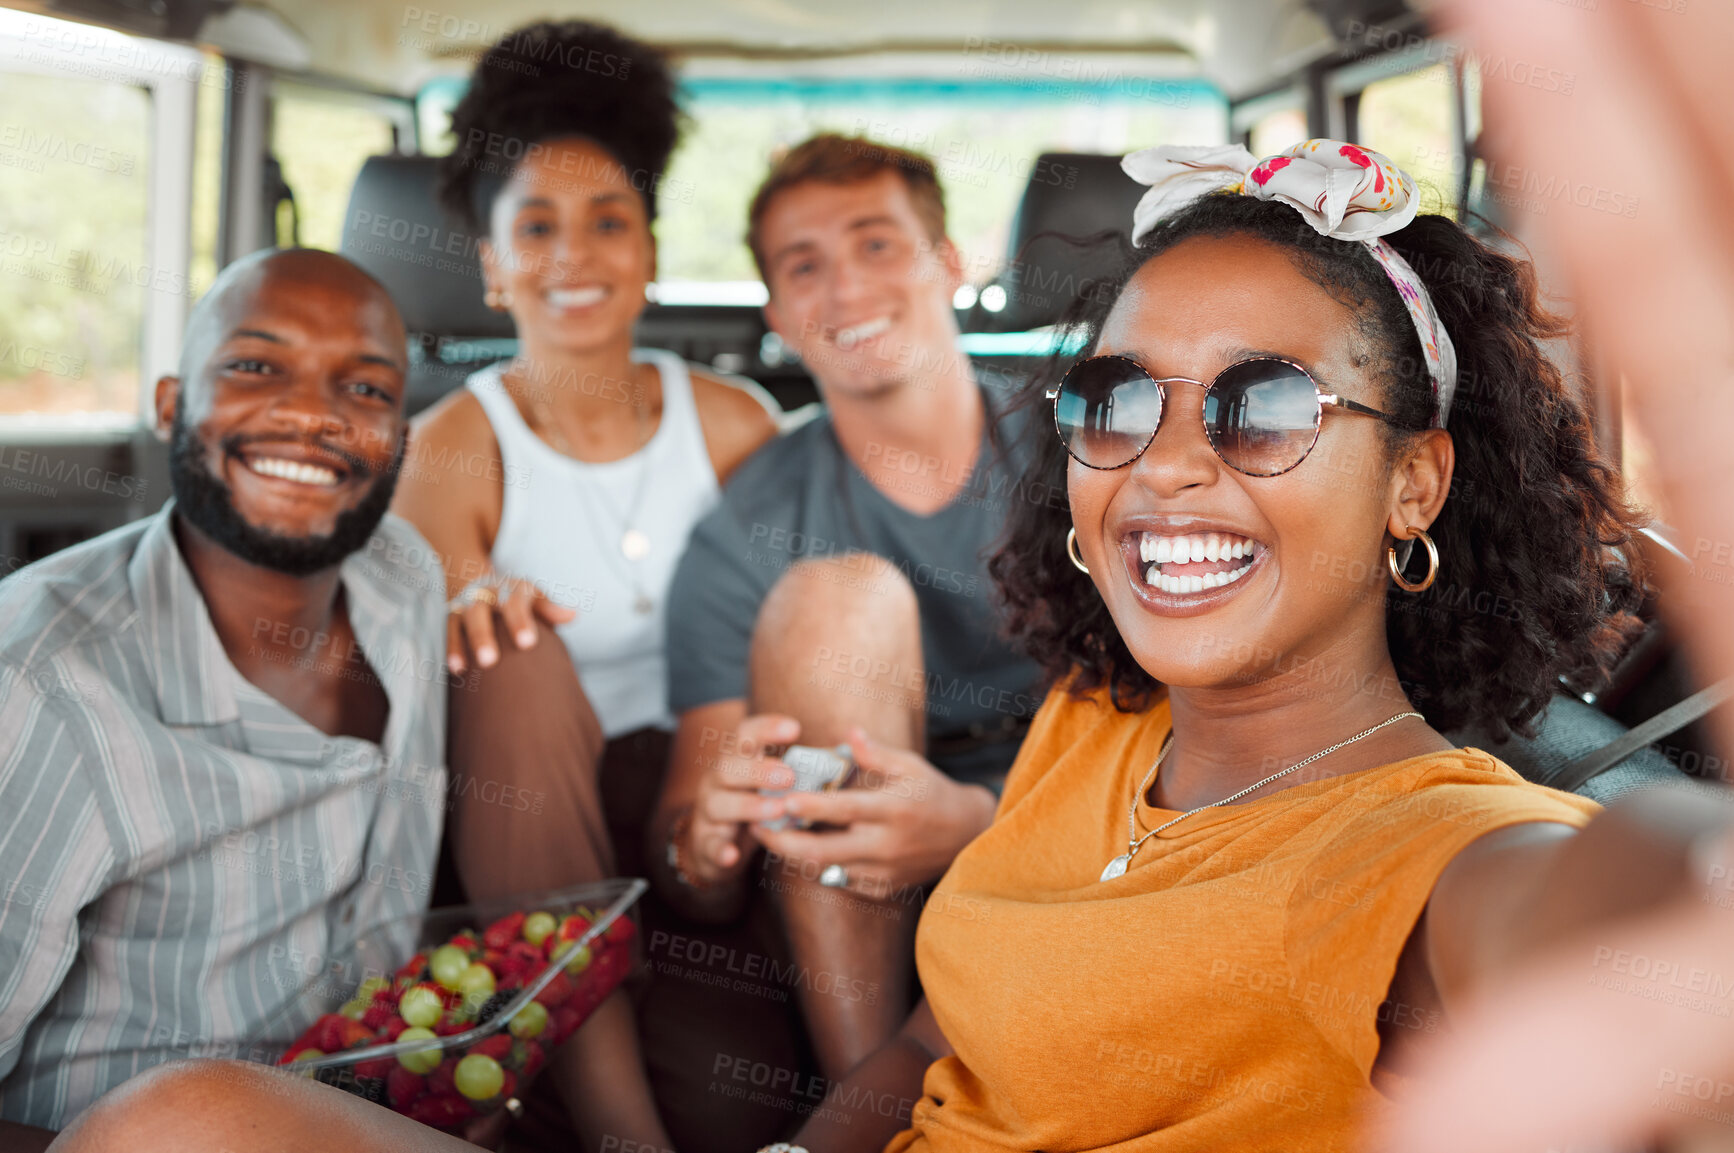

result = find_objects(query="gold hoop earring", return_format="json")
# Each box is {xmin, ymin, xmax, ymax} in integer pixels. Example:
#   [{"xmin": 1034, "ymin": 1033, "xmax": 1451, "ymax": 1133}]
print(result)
[
  {"xmin": 1387, "ymin": 528, "xmax": 1439, "ymax": 592},
  {"xmin": 484, "ymin": 288, "xmax": 513, "ymax": 311},
  {"xmin": 1065, "ymin": 528, "xmax": 1090, "ymax": 574}
]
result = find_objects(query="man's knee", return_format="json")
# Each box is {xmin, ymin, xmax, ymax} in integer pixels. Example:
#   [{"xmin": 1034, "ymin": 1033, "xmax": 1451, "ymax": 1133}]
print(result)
[
  {"xmin": 755, "ymin": 553, "xmax": 918, "ymax": 648},
  {"xmin": 56, "ymin": 1061, "xmax": 285, "ymax": 1152}
]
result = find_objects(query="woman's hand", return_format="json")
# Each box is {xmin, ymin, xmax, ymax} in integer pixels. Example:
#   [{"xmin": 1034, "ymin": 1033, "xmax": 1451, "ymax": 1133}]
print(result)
[
  {"xmin": 446, "ymin": 574, "xmax": 577, "ymax": 673},
  {"xmin": 754, "ymin": 728, "xmax": 998, "ymax": 898},
  {"xmin": 1384, "ymin": 0, "xmax": 1734, "ymax": 1148}
]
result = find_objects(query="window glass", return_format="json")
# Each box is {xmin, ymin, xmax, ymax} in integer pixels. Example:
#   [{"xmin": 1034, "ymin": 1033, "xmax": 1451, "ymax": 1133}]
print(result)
[
  {"xmin": 419, "ymin": 72, "xmax": 1227, "ymax": 295},
  {"xmin": 0, "ymin": 69, "xmax": 151, "ymax": 419},
  {"xmin": 658, "ymin": 77, "xmax": 1225, "ymax": 289},
  {"xmin": 1248, "ymin": 106, "xmax": 1307, "ymax": 158},
  {"xmin": 272, "ymin": 87, "xmax": 397, "ymax": 251},
  {"xmin": 188, "ymin": 50, "xmax": 226, "ymax": 302},
  {"xmin": 1355, "ymin": 63, "xmax": 1458, "ymax": 217}
]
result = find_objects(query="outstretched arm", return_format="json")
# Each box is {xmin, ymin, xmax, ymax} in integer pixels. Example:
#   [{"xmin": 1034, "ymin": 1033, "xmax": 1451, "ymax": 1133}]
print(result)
[{"xmin": 788, "ymin": 998, "xmax": 953, "ymax": 1153}]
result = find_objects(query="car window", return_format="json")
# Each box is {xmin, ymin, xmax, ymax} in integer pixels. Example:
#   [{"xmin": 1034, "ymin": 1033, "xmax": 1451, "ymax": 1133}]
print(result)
[{"xmin": 417, "ymin": 67, "xmax": 1228, "ymax": 302}]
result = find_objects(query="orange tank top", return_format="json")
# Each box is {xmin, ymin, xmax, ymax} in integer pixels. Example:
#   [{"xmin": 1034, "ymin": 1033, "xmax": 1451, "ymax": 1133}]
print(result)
[{"xmin": 891, "ymin": 684, "xmax": 1599, "ymax": 1153}]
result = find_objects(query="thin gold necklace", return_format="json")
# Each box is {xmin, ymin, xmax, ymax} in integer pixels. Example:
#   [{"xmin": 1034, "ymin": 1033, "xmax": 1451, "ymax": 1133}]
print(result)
[
  {"xmin": 508, "ymin": 361, "xmax": 659, "ymax": 610},
  {"xmin": 1099, "ymin": 711, "xmax": 1423, "ymax": 882}
]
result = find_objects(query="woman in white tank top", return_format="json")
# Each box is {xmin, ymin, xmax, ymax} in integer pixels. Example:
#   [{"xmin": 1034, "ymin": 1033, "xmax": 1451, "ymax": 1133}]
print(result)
[{"xmin": 388, "ymin": 21, "xmax": 779, "ymax": 1153}]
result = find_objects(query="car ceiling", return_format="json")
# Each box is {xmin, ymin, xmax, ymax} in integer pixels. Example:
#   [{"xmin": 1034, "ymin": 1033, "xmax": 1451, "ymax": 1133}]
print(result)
[{"xmin": 8, "ymin": 0, "xmax": 1445, "ymax": 100}]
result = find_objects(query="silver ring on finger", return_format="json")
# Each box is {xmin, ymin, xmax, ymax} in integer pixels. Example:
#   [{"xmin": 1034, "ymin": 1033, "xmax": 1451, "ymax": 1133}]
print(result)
[{"xmin": 818, "ymin": 864, "xmax": 850, "ymax": 889}]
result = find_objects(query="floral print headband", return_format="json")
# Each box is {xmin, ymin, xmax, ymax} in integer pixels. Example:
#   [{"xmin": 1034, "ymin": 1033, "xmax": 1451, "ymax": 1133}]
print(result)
[{"xmin": 1121, "ymin": 139, "xmax": 1459, "ymax": 428}]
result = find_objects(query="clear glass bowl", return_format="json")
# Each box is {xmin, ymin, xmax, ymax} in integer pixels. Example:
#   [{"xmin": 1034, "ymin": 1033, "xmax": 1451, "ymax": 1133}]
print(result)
[{"xmin": 244, "ymin": 877, "xmax": 646, "ymax": 1131}]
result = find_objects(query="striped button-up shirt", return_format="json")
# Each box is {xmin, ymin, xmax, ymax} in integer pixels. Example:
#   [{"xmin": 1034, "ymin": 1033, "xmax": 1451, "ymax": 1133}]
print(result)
[{"xmin": 0, "ymin": 504, "xmax": 448, "ymax": 1129}]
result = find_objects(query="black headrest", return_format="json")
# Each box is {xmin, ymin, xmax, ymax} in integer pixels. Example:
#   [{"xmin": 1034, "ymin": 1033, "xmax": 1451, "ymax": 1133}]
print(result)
[
  {"xmin": 339, "ymin": 155, "xmax": 513, "ymax": 339},
  {"xmin": 974, "ymin": 153, "xmax": 1147, "ymax": 333}
]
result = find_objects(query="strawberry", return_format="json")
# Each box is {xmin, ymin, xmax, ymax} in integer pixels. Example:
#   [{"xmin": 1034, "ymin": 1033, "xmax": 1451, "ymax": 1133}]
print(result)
[
  {"xmin": 449, "ymin": 932, "xmax": 481, "ymax": 956},
  {"xmin": 354, "ymin": 1055, "xmax": 397, "ymax": 1080},
  {"xmin": 515, "ymin": 1039, "xmax": 545, "ymax": 1080},
  {"xmin": 382, "ymin": 1016, "xmax": 410, "ymax": 1042},
  {"xmin": 340, "ymin": 1019, "xmax": 375, "ymax": 1048},
  {"xmin": 434, "ymin": 1015, "xmax": 470, "ymax": 1037},
  {"xmin": 361, "ymin": 1001, "xmax": 395, "ymax": 1031},
  {"xmin": 469, "ymin": 1034, "xmax": 514, "ymax": 1062},
  {"xmin": 311, "ymin": 1013, "xmax": 349, "ymax": 1054},
  {"xmin": 482, "ymin": 912, "xmax": 525, "ymax": 951},
  {"xmin": 534, "ymin": 972, "xmax": 572, "ymax": 1008},
  {"xmin": 552, "ymin": 1004, "xmax": 583, "ymax": 1045},
  {"xmin": 429, "ymin": 1056, "xmax": 459, "ymax": 1097},
  {"xmin": 495, "ymin": 1069, "xmax": 518, "ymax": 1103},
  {"xmin": 394, "ymin": 952, "xmax": 428, "ymax": 982},
  {"xmin": 386, "ymin": 1067, "xmax": 426, "ymax": 1109},
  {"xmin": 404, "ymin": 1092, "xmax": 474, "ymax": 1129},
  {"xmin": 604, "ymin": 916, "xmax": 635, "ymax": 945}
]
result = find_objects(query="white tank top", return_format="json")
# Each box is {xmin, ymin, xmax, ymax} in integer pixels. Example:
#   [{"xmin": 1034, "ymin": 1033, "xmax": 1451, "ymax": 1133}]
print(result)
[{"xmin": 466, "ymin": 349, "xmax": 720, "ymax": 737}]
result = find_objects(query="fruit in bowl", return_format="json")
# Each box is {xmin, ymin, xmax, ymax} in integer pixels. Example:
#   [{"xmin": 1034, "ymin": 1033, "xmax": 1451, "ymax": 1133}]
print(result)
[{"xmin": 273, "ymin": 890, "xmax": 639, "ymax": 1132}]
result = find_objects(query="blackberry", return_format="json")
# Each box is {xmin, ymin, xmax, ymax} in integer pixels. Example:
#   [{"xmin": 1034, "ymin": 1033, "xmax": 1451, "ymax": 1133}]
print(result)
[{"xmin": 475, "ymin": 990, "xmax": 515, "ymax": 1024}]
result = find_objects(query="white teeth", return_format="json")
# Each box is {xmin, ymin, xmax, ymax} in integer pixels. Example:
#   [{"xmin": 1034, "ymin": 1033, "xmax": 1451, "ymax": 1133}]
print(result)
[
  {"xmin": 546, "ymin": 286, "xmax": 607, "ymax": 309},
  {"xmin": 1134, "ymin": 532, "xmax": 1263, "ymax": 586},
  {"xmin": 1143, "ymin": 556, "xmax": 1255, "ymax": 596},
  {"xmin": 836, "ymin": 316, "xmax": 891, "ymax": 349},
  {"xmin": 247, "ymin": 456, "xmax": 339, "ymax": 487}
]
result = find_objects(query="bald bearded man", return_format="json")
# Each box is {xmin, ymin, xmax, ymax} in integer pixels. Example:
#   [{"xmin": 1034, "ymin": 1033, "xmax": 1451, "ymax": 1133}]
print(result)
[{"xmin": 0, "ymin": 248, "xmax": 448, "ymax": 1147}]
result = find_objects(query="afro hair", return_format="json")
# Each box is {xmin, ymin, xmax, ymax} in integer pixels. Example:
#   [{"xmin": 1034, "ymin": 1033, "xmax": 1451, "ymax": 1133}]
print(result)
[{"xmin": 436, "ymin": 20, "xmax": 681, "ymax": 234}]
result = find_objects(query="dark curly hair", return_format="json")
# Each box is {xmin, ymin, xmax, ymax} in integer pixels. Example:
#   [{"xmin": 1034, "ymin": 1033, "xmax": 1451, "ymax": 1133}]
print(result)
[
  {"xmin": 436, "ymin": 21, "xmax": 681, "ymax": 233},
  {"xmin": 988, "ymin": 194, "xmax": 1648, "ymax": 740}
]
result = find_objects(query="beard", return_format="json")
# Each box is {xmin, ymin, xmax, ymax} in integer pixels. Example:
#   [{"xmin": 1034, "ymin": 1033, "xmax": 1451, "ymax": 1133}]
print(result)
[{"xmin": 167, "ymin": 410, "xmax": 404, "ymax": 577}]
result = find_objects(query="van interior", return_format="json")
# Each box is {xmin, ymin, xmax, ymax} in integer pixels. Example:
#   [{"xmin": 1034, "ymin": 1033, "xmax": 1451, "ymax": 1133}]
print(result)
[{"xmin": 0, "ymin": 0, "xmax": 1723, "ymax": 794}]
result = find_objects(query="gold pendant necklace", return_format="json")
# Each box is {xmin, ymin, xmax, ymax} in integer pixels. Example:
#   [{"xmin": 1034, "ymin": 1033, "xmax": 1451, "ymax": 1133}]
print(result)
[
  {"xmin": 513, "ymin": 362, "xmax": 658, "ymax": 613},
  {"xmin": 1100, "ymin": 711, "xmax": 1423, "ymax": 883}
]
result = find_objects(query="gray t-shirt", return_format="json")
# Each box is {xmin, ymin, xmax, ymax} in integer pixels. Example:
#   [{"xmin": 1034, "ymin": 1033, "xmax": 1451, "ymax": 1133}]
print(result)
[{"xmin": 666, "ymin": 387, "xmax": 1047, "ymax": 785}]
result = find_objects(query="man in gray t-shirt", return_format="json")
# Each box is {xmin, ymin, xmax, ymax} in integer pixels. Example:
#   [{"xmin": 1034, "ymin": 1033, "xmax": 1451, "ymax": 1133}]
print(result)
[
  {"xmin": 666, "ymin": 390, "xmax": 1043, "ymax": 787},
  {"xmin": 654, "ymin": 135, "xmax": 1045, "ymax": 1081}
]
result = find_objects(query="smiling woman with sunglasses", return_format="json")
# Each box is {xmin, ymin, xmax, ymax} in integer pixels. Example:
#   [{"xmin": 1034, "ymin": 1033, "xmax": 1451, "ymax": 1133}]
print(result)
[{"xmin": 747, "ymin": 141, "xmax": 1734, "ymax": 1153}]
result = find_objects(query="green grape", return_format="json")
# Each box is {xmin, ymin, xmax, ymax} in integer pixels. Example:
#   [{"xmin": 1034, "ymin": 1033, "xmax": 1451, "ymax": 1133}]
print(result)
[
  {"xmin": 399, "ymin": 984, "xmax": 444, "ymax": 1029},
  {"xmin": 429, "ymin": 944, "xmax": 471, "ymax": 991},
  {"xmin": 557, "ymin": 942, "xmax": 592, "ymax": 975},
  {"xmin": 291, "ymin": 1048, "xmax": 325, "ymax": 1062},
  {"xmin": 507, "ymin": 1001, "xmax": 548, "ymax": 1040},
  {"xmin": 458, "ymin": 962, "xmax": 495, "ymax": 998},
  {"xmin": 357, "ymin": 976, "xmax": 390, "ymax": 999},
  {"xmin": 453, "ymin": 1053, "xmax": 504, "ymax": 1100},
  {"xmin": 338, "ymin": 998, "xmax": 368, "ymax": 1020},
  {"xmin": 395, "ymin": 1027, "xmax": 442, "ymax": 1074},
  {"xmin": 522, "ymin": 912, "xmax": 556, "ymax": 947}
]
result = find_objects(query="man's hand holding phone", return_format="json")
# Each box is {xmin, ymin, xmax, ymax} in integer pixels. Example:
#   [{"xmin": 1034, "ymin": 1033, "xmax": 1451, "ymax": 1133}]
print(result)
[
  {"xmin": 754, "ymin": 726, "xmax": 997, "ymax": 898},
  {"xmin": 680, "ymin": 714, "xmax": 805, "ymax": 887}
]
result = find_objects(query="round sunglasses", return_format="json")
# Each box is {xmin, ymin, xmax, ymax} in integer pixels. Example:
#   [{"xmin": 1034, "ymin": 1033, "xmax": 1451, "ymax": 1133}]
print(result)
[{"xmin": 1045, "ymin": 354, "xmax": 1405, "ymax": 477}]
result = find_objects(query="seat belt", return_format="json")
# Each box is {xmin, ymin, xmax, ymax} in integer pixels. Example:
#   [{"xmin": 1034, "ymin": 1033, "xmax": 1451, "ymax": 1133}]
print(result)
[{"xmin": 1545, "ymin": 677, "xmax": 1734, "ymax": 794}]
